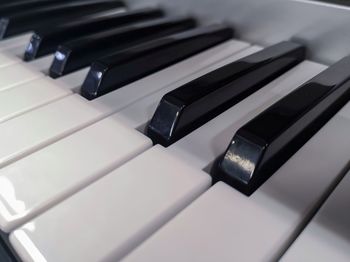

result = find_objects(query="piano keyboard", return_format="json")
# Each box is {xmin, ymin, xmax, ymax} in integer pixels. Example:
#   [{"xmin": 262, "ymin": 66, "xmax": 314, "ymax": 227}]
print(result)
[{"xmin": 0, "ymin": 0, "xmax": 348, "ymax": 261}]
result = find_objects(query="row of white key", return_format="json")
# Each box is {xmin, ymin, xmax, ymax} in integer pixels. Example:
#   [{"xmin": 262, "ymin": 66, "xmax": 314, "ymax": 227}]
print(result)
[
  {"xmin": 0, "ymin": 40, "xmax": 252, "ymax": 233},
  {"xmin": 0, "ymin": 40, "xmax": 249, "ymax": 169},
  {"xmin": 8, "ymin": 57, "xmax": 340, "ymax": 261}
]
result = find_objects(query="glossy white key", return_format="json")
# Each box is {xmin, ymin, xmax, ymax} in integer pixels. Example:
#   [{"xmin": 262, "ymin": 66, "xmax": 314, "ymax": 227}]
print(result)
[
  {"xmin": 115, "ymin": 46, "xmax": 262, "ymax": 130},
  {"xmin": 124, "ymin": 84, "xmax": 350, "ymax": 262},
  {"xmin": 168, "ymin": 61, "xmax": 326, "ymax": 169},
  {"xmin": 0, "ymin": 95, "xmax": 103, "ymax": 168},
  {"xmin": 0, "ymin": 40, "xmax": 249, "ymax": 167},
  {"xmin": 281, "ymin": 170, "xmax": 350, "ymax": 262},
  {"xmin": 0, "ymin": 115, "xmax": 152, "ymax": 232},
  {"xmin": 0, "ymin": 78, "xmax": 72, "ymax": 123},
  {"xmin": 55, "ymin": 68, "xmax": 89, "ymax": 92},
  {"xmin": 0, "ymin": 33, "xmax": 32, "ymax": 51},
  {"xmin": 26, "ymin": 55, "xmax": 54, "ymax": 74},
  {"xmin": 0, "ymin": 63, "xmax": 42, "ymax": 92},
  {"xmin": 0, "ymin": 52, "xmax": 21, "ymax": 67},
  {"xmin": 10, "ymin": 145, "xmax": 211, "ymax": 262}
]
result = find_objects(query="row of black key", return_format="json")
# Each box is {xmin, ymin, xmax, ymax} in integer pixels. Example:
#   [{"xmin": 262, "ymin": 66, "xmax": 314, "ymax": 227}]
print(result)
[
  {"xmin": 1, "ymin": 0, "xmax": 350, "ymax": 260},
  {"xmin": 5, "ymin": 0, "xmax": 350, "ymax": 203},
  {"xmin": 0, "ymin": 1, "xmax": 233, "ymax": 261},
  {"xmin": 0, "ymin": 0, "xmax": 126, "ymax": 38}
]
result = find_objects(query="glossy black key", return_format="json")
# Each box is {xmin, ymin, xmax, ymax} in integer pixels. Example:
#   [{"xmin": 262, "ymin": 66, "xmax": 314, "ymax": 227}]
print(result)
[
  {"xmin": 216, "ymin": 55, "xmax": 350, "ymax": 196},
  {"xmin": 0, "ymin": 231, "xmax": 19, "ymax": 262},
  {"xmin": 24, "ymin": 8, "xmax": 164, "ymax": 61},
  {"xmin": 0, "ymin": 0, "xmax": 125, "ymax": 39},
  {"xmin": 147, "ymin": 41, "xmax": 305, "ymax": 147},
  {"xmin": 0, "ymin": 0, "xmax": 62, "ymax": 16},
  {"xmin": 81, "ymin": 24, "xmax": 234, "ymax": 100},
  {"xmin": 49, "ymin": 16, "xmax": 196, "ymax": 78}
]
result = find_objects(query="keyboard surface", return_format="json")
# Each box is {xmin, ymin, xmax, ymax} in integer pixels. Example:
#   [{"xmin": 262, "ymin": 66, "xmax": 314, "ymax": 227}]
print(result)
[{"xmin": 0, "ymin": 0, "xmax": 348, "ymax": 261}]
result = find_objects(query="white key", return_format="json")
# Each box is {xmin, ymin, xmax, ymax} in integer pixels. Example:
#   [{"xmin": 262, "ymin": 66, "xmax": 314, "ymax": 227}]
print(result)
[
  {"xmin": 0, "ymin": 40, "xmax": 249, "ymax": 167},
  {"xmin": 115, "ymin": 46, "xmax": 262, "ymax": 130},
  {"xmin": 25, "ymin": 54, "xmax": 54, "ymax": 74},
  {"xmin": 168, "ymin": 61, "xmax": 326, "ymax": 169},
  {"xmin": 0, "ymin": 115, "xmax": 152, "ymax": 232},
  {"xmin": 281, "ymin": 169, "xmax": 350, "ymax": 262},
  {"xmin": 55, "ymin": 68, "xmax": 90, "ymax": 92},
  {"xmin": 0, "ymin": 63, "xmax": 42, "ymax": 91},
  {"xmin": 0, "ymin": 68, "xmax": 89, "ymax": 124},
  {"xmin": 10, "ymin": 145, "xmax": 211, "ymax": 262},
  {"xmin": 123, "ymin": 83, "xmax": 350, "ymax": 262},
  {"xmin": 0, "ymin": 52, "xmax": 21, "ymax": 68},
  {"xmin": 0, "ymin": 33, "xmax": 32, "ymax": 51},
  {"xmin": 0, "ymin": 78, "xmax": 72, "ymax": 123},
  {"xmin": 0, "ymin": 95, "xmax": 103, "ymax": 168}
]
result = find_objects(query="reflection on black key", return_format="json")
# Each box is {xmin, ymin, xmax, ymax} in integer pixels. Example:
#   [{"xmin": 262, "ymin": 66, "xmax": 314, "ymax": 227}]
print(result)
[
  {"xmin": 0, "ymin": 0, "xmax": 125, "ymax": 38},
  {"xmin": 81, "ymin": 24, "xmax": 234, "ymax": 100},
  {"xmin": 147, "ymin": 41, "xmax": 305, "ymax": 147},
  {"xmin": 0, "ymin": 0, "xmax": 62, "ymax": 16},
  {"xmin": 24, "ymin": 7, "xmax": 164, "ymax": 61},
  {"xmin": 216, "ymin": 55, "xmax": 350, "ymax": 196},
  {"xmin": 49, "ymin": 16, "xmax": 196, "ymax": 78}
]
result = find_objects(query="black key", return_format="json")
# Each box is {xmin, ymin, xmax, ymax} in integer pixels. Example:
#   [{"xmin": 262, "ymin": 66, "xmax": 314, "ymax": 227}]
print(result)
[
  {"xmin": 0, "ymin": 0, "xmax": 62, "ymax": 16},
  {"xmin": 0, "ymin": 231, "xmax": 19, "ymax": 262},
  {"xmin": 49, "ymin": 16, "xmax": 196, "ymax": 78},
  {"xmin": 147, "ymin": 41, "xmax": 305, "ymax": 147},
  {"xmin": 215, "ymin": 55, "xmax": 350, "ymax": 196},
  {"xmin": 24, "ymin": 7, "xmax": 164, "ymax": 61},
  {"xmin": 81, "ymin": 24, "xmax": 234, "ymax": 100},
  {"xmin": 0, "ymin": 0, "xmax": 126, "ymax": 39}
]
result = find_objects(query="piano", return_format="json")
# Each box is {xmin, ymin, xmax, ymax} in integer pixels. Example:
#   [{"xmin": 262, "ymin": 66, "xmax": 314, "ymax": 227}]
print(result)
[{"xmin": 0, "ymin": 0, "xmax": 349, "ymax": 261}]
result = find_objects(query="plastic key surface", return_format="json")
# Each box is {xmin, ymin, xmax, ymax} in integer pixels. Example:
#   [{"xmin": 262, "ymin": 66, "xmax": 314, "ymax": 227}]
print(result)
[
  {"xmin": 0, "ymin": 0, "xmax": 125, "ymax": 38},
  {"xmin": 24, "ymin": 7, "xmax": 164, "ymax": 60},
  {"xmin": 49, "ymin": 16, "xmax": 196, "ymax": 78},
  {"xmin": 147, "ymin": 41, "xmax": 305, "ymax": 146},
  {"xmin": 0, "ymin": 115, "xmax": 152, "ymax": 232},
  {"xmin": 81, "ymin": 24, "xmax": 234, "ymax": 100},
  {"xmin": 216, "ymin": 54, "xmax": 350, "ymax": 196},
  {"xmin": 10, "ymin": 146, "xmax": 211, "ymax": 262}
]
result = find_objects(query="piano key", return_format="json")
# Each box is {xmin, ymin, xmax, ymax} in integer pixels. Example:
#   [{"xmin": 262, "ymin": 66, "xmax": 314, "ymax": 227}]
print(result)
[
  {"xmin": 49, "ymin": 16, "xmax": 196, "ymax": 78},
  {"xmin": 0, "ymin": 63, "xmax": 42, "ymax": 92},
  {"xmin": 0, "ymin": 51, "xmax": 20, "ymax": 67},
  {"xmin": 168, "ymin": 61, "xmax": 326, "ymax": 173},
  {"xmin": 0, "ymin": 0, "xmax": 62, "ymax": 16},
  {"xmin": 115, "ymin": 46, "xmax": 262, "ymax": 130},
  {"xmin": 0, "ymin": 115, "xmax": 152, "ymax": 232},
  {"xmin": 281, "ymin": 169, "xmax": 350, "ymax": 262},
  {"xmin": 10, "ymin": 145, "xmax": 211, "ymax": 262},
  {"xmin": 0, "ymin": 33, "xmax": 32, "ymax": 51},
  {"xmin": 24, "ymin": 7, "xmax": 164, "ymax": 60},
  {"xmin": 0, "ymin": 0, "xmax": 126, "ymax": 39},
  {"xmin": 216, "ymin": 54, "xmax": 350, "ymax": 196},
  {"xmin": 0, "ymin": 40, "xmax": 249, "ymax": 168},
  {"xmin": 0, "ymin": 43, "xmax": 250, "ymax": 232},
  {"xmin": 54, "ymin": 67, "xmax": 90, "ymax": 92},
  {"xmin": 0, "ymin": 235, "xmax": 16, "ymax": 262},
  {"xmin": 81, "ymin": 24, "xmax": 234, "ymax": 100},
  {"xmin": 147, "ymin": 41, "xmax": 305, "ymax": 146},
  {"xmin": 0, "ymin": 78, "xmax": 71, "ymax": 124},
  {"xmin": 0, "ymin": 54, "xmax": 54, "ymax": 92},
  {"xmin": 124, "ymin": 101, "xmax": 350, "ymax": 262},
  {"xmin": 0, "ymin": 48, "xmax": 85, "ymax": 91}
]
